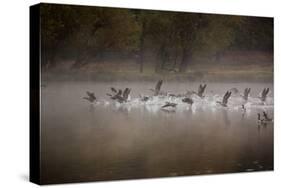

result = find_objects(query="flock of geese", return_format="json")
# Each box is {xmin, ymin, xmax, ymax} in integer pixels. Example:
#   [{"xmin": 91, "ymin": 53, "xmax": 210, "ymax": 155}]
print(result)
[{"xmin": 82, "ymin": 80, "xmax": 273, "ymax": 124}]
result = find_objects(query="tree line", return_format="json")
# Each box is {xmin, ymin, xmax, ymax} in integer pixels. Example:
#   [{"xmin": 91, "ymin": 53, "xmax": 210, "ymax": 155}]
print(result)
[{"xmin": 40, "ymin": 4, "xmax": 273, "ymax": 73}]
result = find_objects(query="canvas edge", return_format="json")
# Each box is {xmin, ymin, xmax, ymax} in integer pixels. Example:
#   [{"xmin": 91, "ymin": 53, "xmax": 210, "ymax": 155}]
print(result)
[
  {"xmin": 36, "ymin": 2, "xmax": 273, "ymax": 19},
  {"xmin": 30, "ymin": 3, "xmax": 42, "ymax": 185}
]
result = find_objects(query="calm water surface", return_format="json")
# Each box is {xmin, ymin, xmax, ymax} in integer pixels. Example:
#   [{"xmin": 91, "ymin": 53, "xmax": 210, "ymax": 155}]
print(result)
[{"xmin": 41, "ymin": 81, "xmax": 273, "ymax": 184}]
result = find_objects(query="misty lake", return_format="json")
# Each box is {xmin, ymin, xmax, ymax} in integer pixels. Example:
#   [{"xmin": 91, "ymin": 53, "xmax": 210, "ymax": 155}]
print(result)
[{"xmin": 40, "ymin": 81, "xmax": 273, "ymax": 184}]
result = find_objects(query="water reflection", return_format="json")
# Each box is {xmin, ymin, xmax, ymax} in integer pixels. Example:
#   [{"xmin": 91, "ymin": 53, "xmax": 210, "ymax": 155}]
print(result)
[
  {"xmin": 161, "ymin": 108, "xmax": 176, "ymax": 114},
  {"xmin": 41, "ymin": 81, "xmax": 273, "ymax": 184},
  {"xmin": 222, "ymin": 108, "xmax": 231, "ymax": 126}
]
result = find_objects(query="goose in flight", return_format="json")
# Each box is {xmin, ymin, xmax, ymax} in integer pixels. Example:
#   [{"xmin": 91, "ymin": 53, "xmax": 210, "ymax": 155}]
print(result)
[
  {"xmin": 107, "ymin": 89, "xmax": 121, "ymax": 99},
  {"xmin": 150, "ymin": 80, "xmax": 163, "ymax": 96},
  {"xmin": 122, "ymin": 88, "xmax": 131, "ymax": 101},
  {"xmin": 83, "ymin": 91, "xmax": 96, "ymax": 103},
  {"xmin": 182, "ymin": 97, "xmax": 194, "ymax": 105},
  {"xmin": 259, "ymin": 88, "xmax": 270, "ymax": 102},
  {"xmin": 241, "ymin": 88, "xmax": 251, "ymax": 101},
  {"xmin": 107, "ymin": 87, "xmax": 131, "ymax": 103},
  {"xmin": 161, "ymin": 102, "xmax": 177, "ymax": 109},
  {"xmin": 110, "ymin": 87, "xmax": 117, "ymax": 93},
  {"xmin": 196, "ymin": 84, "xmax": 207, "ymax": 98},
  {"xmin": 114, "ymin": 89, "xmax": 125, "ymax": 103},
  {"xmin": 217, "ymin": 91, "xmax": 231, "ymax": 107}
]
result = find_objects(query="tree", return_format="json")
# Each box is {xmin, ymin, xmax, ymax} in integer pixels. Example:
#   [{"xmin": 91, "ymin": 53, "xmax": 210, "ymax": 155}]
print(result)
[
  {"xmin": 41, "ymin": 5, "xmax": 140, "ymax": 69},
  {"xmin": 70, "ymin": 7, "xmax": 140, "ymax": 69},
  {"xmin": 40, "ymin": 4, "xmax": 271, "ymax": 74},
  {"xmin": 143, "ymin": 11, "xmax": 178, "ymax": 73},
  {"xmin": 231, "ymin": 17, "xmax": 273, "ymax": 51},
  {"xmin": 41, "ymin": 4, "xmax": 78, "ymax": 68},
  {"xmin": 197, "ymin": 14, "xmax": 245, "ymax": 61}
]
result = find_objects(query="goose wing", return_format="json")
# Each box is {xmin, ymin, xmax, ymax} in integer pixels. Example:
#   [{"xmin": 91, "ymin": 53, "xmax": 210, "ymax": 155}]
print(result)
[
  {"xmin": 155, "ymin": 80, "xmax": 163, "ymax": 95},
  {"xmin": 261, "ymin": 88, "xmax": 269, "ymax": 101},
  {"xmin": 161, "ymin": 102, "xmax": 170, "ymax": 108},
  {"xmin": 111, "ymin": 87, "xmax": 117, "ymax": 93},
  {"xmin": 123, "ymin": 88, "xmax": 131, "ymax": 101},
  {"xmin": 198, "ymin": 84, "xmax": 203, "ymax": 95},
  {"xmin": 86, "ymin": 91, "xmax": 93, "ymax": 97},
  {"xmin": 222, "ymin": 91, "xmax": 231, "ymax": 105},
  {"xmin": 117, "ymin": 89, "xmax": 122, "ymax": 96},
  {"xmin": 198, "ymin": 84, "xmax": 207, "ymax": 97}
]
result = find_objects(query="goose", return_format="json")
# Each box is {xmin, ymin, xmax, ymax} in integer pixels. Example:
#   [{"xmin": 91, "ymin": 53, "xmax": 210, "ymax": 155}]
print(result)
[
  {"xmin": 161, "ymin": 102, "xmax": 177, "ymax": 109},
  {"xmin": 117, "ymin": 89, "xmax": 122, "ymax": 96},
  {"xmin": 107, "ymin": 89, "xmax": 121, "ymax": 100},
  {"xmin": 196, "ymin": 84, "xmax": 207, "ymax": 98},
  {"xmin": 107, "ymin": 87, "xmax": 118, "ymax": 97},
  {"xmin": 83, "ymin": 91, "xmax": 96, "ymax": 103},
  {"xmin": 110, "ymin": 87, "xmax": 117, "ymax": 93},
  {"xmin": 259, "ymin": 88, "xmax": 270, "ymax": 102},
  {"xmin": 150, "ymin": 80, "xmax": 163, "ymax": 96},
  {"xmin": 107, "ymin": 87, "xmax": 131, "ymax": 103},
  {"xmin": 241, "ymin": 88, "xmax": 251, "ymax": 101},
  {"xmin": 263, "ymin": 111, "xmax": 273, "ymax": 122},
  {"xmin": 216, "ymin": 91, "xmax": 231, "ymax": 107},
  {"xmin": 122, "ymin": 88, "xmax": 131, "ymax": 102},
  {"xmin": 107, "ymin": 88, "xmax": 122, "ymax": 101},
  {"xmin": 182, "ymin": 97, "xmax": 194, "ymax": 105}
]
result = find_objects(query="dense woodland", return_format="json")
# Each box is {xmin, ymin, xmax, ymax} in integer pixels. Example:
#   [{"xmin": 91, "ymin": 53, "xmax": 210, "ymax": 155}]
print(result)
[{"xmin": 40, "ymin": 4, "xmax": 273, "ymax": 75}]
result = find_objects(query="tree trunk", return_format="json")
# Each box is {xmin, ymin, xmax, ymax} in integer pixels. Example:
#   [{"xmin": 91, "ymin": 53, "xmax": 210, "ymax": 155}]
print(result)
[
  {"xmin": 139, "ymin": 22, "xmax": 146, "ymax": 73},
  {"xmin": 155, "ymin": 44, "xmax": 167, "ymax": 73},
  {"xmin": 139, "ymin": 38, "xmax": 144, "ymax": 73},
  {"xmin": 179, "ymin": 48, "xmax": 191, "ymax": 73},
  {"xmin": 71, "ymin": 24, "xmax": 102, "ymax": 69},
  {"xmin": 42, "ymin": 42, "xmax": 57, "ymax": 70},
  {"xmin": 43, "ymin": 46, "xmax": 57, "ymax": 70},
  {"xmin": 71, "ymin": 47, "xmax": 90, "ymax": 69}
]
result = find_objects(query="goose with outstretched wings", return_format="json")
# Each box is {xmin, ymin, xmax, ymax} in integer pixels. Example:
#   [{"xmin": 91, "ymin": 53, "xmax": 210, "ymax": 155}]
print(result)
[
  {"xmin": 197, "ymin": 84, "xmax": 207, "ymax": 98},
  {"xmin": 150, "ymin": 80, "xmax": 163, "ymax": 96},
  {"xmin": 161, "ymin": 102, "xmax": 177, "ymax": 108},
  {"xmin": 260, "ymin": 88, "xmax": 269, "ymax": 102},
  {"xmin": 242, "ymin": 88, "xmax": 251, "ymax": 101},
  {"xmin": 83, "ymin": 91, "xmax": 96, "ymax": 103},
  {"xmin": 217, "ymin": 91, "xmax": 231, "ymax": 107}
]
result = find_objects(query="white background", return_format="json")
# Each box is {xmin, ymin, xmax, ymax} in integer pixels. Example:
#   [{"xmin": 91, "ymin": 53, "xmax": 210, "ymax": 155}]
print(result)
[{"xmin": 0, "ymin": 0, "xmax": 280, "ymax": 187}]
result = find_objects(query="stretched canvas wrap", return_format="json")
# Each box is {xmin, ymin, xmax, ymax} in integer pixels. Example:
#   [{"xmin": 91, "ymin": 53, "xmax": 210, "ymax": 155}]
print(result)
[{"xmin": 30, "ymin": 3, "xmax": 274, "ymax": 185}]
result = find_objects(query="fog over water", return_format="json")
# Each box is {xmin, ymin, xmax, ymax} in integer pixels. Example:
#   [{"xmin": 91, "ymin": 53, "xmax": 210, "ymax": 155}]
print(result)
[{"xmin": 40, "ymin": 81, "xmax": 273, "ymax": 183}]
